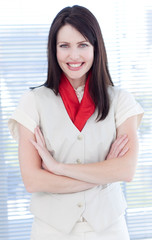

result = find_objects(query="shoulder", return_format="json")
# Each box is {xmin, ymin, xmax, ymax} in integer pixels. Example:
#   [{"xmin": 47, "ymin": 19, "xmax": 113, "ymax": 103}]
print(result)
[
  {"xmin": 107, "ymin": 85, "xmax": 133, "ymax": 101},
  {"xmin": 20, "ymin": 86, "xmax": 55, "ymax": 104},
  {"xmin": 31, "ymin": 85, "xmax": 54, "ymax": 98},
  {"xmin": 107, "ymin": 85, "xmax": 138, "ymax": 109},
  {"xmin": 107, "ymin": 86, "xmax": 144, "ymax": 128}
]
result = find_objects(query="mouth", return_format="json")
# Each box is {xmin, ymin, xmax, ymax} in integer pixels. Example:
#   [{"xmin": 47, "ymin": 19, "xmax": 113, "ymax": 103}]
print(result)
[{"xmin": 67, "ymin": 62, "xmax": 84, "ymax": 70}]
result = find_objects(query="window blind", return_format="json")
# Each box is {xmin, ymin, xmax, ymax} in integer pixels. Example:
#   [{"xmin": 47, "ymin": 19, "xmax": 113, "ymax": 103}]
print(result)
[
  {"xmin": 0, "ymin": 25, "xmax": 49, "ymax": 240},
  {"xmin": 0, "ymin": 1, "xmax": 152, "ymax": 239},
  {"xmin": 106, "ymin": 1, "xmax": 152, "ymax": 238},
  {"xmin": 108, "ymin": 1, "xmax": 152, "ymax": 239}
]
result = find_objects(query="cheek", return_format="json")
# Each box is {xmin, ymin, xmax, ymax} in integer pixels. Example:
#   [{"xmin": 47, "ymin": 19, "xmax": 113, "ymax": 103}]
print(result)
[
  {"xmin": 56, "ymin": 50, "xmax": 61, "ymax": 64},
  {"xmin": 84, "ymin": 48, "xmax": 94, "ymax": 62},
  {"xmin": 86, "ymin": 52, "xmax": 94, "ymax": 65},
  {"xmin": 56, "ymin": 49, "xmax": 67, "ymax": 63}
]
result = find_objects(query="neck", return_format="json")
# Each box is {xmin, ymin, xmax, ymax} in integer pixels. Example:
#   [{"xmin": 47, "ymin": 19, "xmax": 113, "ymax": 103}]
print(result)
[{"xmin": 64, "ymin": 74, "xmax": 86, "ymax": 89}]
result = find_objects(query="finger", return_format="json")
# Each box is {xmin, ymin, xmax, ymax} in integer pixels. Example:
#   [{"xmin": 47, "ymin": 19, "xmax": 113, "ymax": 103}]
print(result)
[
  {"xmin": 109, "ymin": 135, "xmax": 127, "ymax": 153},
  {"xmin": 118, "ymin": 146, "xmax": 129, "ymax": 157},
  {"xmin": 30, "ymin": 139, "xmax": 39, "ymax": 150},
  {"xmin": 42, "ymin": 162, "xmax": 47, "ymax": 170},
  {"xmin": 34, "ymin": 127, "xmax": 45, "ymax": 147},
  {"xmin": 30, "ymin": 139, "xmax": 47, "ymax": 162},
  {"xmin": 37, "ymin": 126, "xmax": 46, "ymax": 146},
  {"xmin": 30, "ymin": 139, "xmax": 44, "ymax": 153},
  {"xmin": 34, "ymin": 127, "xmax": 41, "ymax": 144},
  {"xmin": 110, "ymin": 135, "xmax": 128, "ymax": 157},
  {"xmin": 113, "ymin": 134, "xmax": 128, "ymax": 148},
  {"xmin": 112, "ymin": 136, "xmax": 129, "ymax": 157}
]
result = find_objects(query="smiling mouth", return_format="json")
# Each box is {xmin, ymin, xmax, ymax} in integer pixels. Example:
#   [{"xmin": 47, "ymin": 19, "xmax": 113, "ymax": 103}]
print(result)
[
  {"xmin": 68, "ymin": 63, "xmax": 82, "ymax": 67},
  {"xmin": 67, "ymin": 63, "xmax": 84, "ymax": 69}
]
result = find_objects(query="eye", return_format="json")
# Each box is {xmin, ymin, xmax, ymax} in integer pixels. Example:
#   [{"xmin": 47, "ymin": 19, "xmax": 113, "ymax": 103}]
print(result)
[
  {"xmin": 59, "ymin": 44, "xmax": 69, "ymax": 48},
  {"xmin": 79, "ymin": 43, "xmax": 89, "ymax": 48}
]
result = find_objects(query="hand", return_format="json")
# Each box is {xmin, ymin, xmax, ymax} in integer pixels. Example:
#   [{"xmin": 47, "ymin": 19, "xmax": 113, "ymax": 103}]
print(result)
[
  {"xmin": 106, "ymin": 134, "xmax": 129, "ymax": 160},
  {"xmin": 30, "ymin": 126, "xmax": 59, "ymax": 173}
]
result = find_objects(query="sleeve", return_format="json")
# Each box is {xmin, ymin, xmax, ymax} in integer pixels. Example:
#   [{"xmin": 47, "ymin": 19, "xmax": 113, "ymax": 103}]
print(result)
[
  {"xmin": 115, "ymin": 89, "xmax": 144, "ymax": 129},
  {"xmin": 8, "ymin": 90, "xmax": 39, "ymax": 141}
]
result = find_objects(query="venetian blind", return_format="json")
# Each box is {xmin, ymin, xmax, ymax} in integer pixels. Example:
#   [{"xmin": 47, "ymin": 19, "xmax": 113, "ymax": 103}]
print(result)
[
  {"xmin": 0, "ymin": 0, "xmax": 152, "ymax": 239},
  {"xmin": 0, "ymin": 25, "xmax": 49, "ymax": 240},
  {"xmin": 106, "ymin": 1, "xmax": 152, "ymax": 239}
]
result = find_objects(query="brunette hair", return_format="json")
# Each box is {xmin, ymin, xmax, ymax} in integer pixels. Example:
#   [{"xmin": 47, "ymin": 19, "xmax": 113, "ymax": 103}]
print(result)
[{"xmin": 44, "ymin": 5, "xmax": 114, "ymax": 121}]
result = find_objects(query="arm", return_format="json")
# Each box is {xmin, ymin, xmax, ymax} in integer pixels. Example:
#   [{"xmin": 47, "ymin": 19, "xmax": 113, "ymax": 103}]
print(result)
[
  {"xmin": 55, "ymin": 115, "xmax": 138, "ymax": 184},
  {"xmin": 31, "ymin": 117, "xmax": 134, "ymax": 186},
  {"xmin": 18, "ymin": 124, "xmax": 97, "ymax": 193}
]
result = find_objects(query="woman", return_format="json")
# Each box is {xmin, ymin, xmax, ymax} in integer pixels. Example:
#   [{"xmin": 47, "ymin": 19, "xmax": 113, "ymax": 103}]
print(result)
[{"xmin": 8, "ymin": 5, "xmax": 144, "ymax": 240}]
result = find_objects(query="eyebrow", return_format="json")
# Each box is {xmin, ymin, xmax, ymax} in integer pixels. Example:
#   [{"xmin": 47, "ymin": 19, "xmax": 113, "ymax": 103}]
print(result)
[{"xmin": 57, "ymin": 40, "xmax": 89, "ymax": 45}]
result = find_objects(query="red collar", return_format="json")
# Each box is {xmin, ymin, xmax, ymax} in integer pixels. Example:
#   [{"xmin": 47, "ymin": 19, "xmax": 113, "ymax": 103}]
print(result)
[{"xmin": 59, "ymin": 73, "xmax": 95, "ymax": 131}]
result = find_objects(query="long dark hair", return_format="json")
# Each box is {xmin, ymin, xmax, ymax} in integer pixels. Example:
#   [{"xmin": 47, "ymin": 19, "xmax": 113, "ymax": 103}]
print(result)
[{"xmin": 44, "ymin": 5, "xmax": 114, "ymax": 121}]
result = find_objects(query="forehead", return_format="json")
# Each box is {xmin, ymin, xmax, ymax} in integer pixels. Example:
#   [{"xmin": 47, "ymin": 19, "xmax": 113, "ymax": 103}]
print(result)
[{"xmin": 57, "ymin": 24, "xmax": 86, "ymax": 42}]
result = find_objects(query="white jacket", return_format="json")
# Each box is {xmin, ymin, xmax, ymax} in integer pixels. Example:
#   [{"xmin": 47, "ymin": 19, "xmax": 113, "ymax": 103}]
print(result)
[{"xmin": 8, "ymin": 85, "xmax": 143, "ymax": 233}]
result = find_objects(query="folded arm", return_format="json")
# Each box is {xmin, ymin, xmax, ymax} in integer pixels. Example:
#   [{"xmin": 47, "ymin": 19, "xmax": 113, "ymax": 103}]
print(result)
[
  {"xmin": 18, "ymin": 119, "xmax": 129, "ymax": 193},
  {"xmin": 55, "ymin": 116, "xmax": 138, "ymax": 184},
  {"xmin": 32, "ymin": 115, "xmax": 138, "ymax": 185},
  {"xmin": 18, "ymin": 124, "xmax": 97, "ymax": 193}
]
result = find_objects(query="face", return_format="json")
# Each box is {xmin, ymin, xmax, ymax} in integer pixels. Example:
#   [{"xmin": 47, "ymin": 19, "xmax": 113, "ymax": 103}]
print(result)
[{"xmin": 56, "ymin": 24, "xmax": 94, "ymax": 88}]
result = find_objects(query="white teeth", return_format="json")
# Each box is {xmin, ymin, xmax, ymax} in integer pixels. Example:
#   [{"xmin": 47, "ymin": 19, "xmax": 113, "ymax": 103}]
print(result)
[{"xmin": 68, "ymin": 63, "xmax": 82, "ymax": 67}]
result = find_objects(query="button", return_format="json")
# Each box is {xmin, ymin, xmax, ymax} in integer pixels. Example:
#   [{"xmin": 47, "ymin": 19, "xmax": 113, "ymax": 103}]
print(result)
[
  {"xmin": 77, "ymin": 135, "xmax": 83, "ymax": 140},
  {"xmin": 79, "ymin": 216, "xmax": 87, "ymax": 222},
  {"xmin": 76, "ymin": 159, "xmax": 82, "ymax": 164},
  {"xmin": 77, "ymin": 203, "xmax": 83, "ymax": 208}
]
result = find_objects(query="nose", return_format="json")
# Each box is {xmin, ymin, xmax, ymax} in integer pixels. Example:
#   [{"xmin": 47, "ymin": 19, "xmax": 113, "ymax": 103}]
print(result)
[{"xmin": 69, "ymin": 47, "xmax": 80, "ymax": 60}]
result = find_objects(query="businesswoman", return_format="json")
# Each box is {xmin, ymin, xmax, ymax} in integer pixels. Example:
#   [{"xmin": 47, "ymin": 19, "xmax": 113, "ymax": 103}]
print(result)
[{"xmin": 8, "ymin": 5, "xmax": 144, "ymax": 240}]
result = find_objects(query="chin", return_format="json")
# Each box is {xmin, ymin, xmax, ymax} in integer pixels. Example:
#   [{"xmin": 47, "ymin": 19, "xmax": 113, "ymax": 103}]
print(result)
[{"xmin": 66, "ymin": 71, "xmax": 86, "ymax": 80}]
